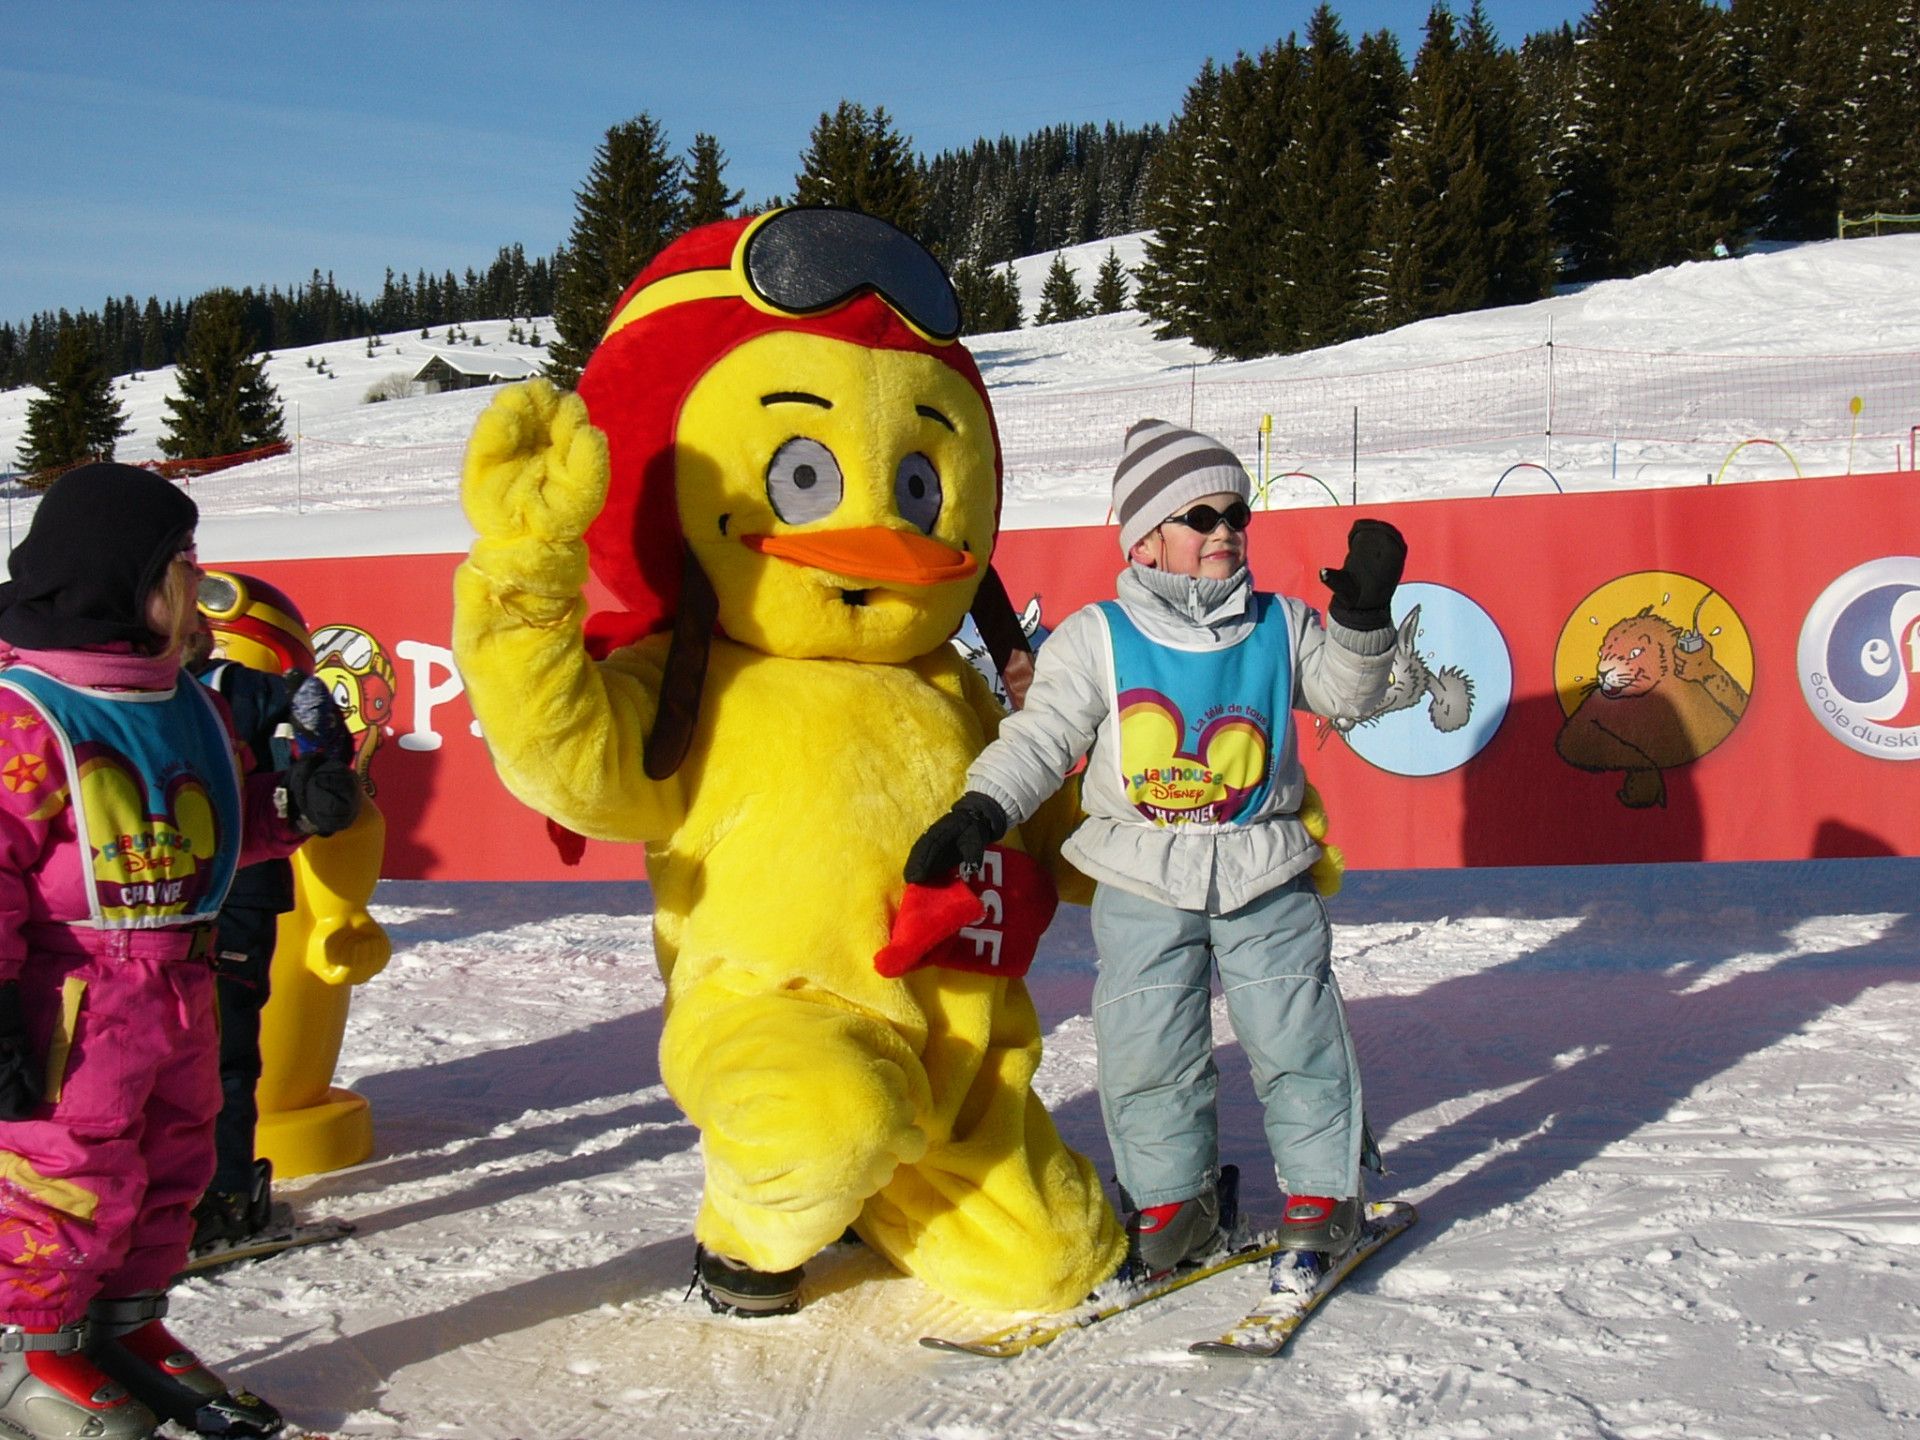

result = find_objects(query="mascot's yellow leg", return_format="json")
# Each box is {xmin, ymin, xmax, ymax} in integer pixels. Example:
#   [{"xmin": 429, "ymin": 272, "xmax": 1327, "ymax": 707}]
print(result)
[
  {"xmin": 662, "ymin": 986, "xmax": 935, "ymax": 1275},
  {"xmin": 858, "ymin": 973, "xmax": 1125, "ymax": 1314},
  {"xmin": 257, "ymin": 802, "xmax": 392, "ymax": 1179},
  {"xmin": 664, "ymin": 970, "xmax": 1125, "ymax": 1314}
]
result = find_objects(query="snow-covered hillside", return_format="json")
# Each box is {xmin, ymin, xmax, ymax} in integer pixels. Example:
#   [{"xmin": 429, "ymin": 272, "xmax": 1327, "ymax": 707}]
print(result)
[{"xmin": 5, "ymin": 231, "xmax": 1916, "ymax": 558}]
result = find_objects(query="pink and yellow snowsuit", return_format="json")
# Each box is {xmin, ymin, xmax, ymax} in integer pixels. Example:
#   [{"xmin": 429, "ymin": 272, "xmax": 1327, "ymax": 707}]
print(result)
[{"xmin": 0, "ymin": 646, "xmax": 301, "ymax": 1326}]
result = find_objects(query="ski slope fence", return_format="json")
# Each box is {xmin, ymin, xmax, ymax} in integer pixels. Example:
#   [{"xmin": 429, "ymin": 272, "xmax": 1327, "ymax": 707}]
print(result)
[{"xmin": 84, "ymin": 341, "xmax": 1920, "ymax": 518}]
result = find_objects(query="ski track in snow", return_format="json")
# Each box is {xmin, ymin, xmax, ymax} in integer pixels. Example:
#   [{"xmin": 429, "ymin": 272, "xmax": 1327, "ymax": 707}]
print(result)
[{"xmin": 162, "ymin": 860, "xmax": 1920, "ymax": 1439}]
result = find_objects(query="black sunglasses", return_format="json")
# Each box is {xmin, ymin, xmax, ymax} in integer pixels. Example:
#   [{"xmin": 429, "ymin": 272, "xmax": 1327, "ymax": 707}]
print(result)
[
  {"xmin": 1165, "ymin": 500, "xmax": 1252, "ymax": 534},
  {"xmin": 741, "ymin": 208, "xmax": 962, "ymax": 343}
]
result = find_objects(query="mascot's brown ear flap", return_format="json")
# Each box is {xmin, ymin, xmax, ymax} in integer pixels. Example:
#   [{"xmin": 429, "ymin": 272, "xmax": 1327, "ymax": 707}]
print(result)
[
  {"xmin": 969, "ymin": 564, "xmax": 1035, "ymax": 710},
  {"xmin": 643, "ymin": 546, "xmax": 718, "ymax": 780}
]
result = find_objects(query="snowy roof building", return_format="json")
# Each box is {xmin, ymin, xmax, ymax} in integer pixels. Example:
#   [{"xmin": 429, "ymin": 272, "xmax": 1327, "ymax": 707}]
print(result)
[{"xmin": 411, "ymin": 349, "xmax": 539, "ymax": 393}]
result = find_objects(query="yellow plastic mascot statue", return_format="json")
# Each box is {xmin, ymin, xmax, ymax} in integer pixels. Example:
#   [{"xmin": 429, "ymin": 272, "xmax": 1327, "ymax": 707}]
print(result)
[
  {"xmin": 453, "ymin": 209, "xmax": 1124, "ymax": 1316},
  {"xmin": 198, "ymin": 570, "xmax": 390, "ymax": 1178}
]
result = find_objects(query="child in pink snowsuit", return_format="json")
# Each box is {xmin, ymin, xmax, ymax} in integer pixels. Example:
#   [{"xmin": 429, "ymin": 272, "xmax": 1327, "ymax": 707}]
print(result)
[{"xmin": 0, "ymin": 464, "xmax": 361, "ymax": 1440}]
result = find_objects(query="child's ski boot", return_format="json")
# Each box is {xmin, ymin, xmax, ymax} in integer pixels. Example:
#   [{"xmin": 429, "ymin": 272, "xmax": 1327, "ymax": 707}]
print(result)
[
  {"xmin": 692, "ymin": 1245, "xmax": 803, "ymax": 1317},
  {"xmin": 1119, "ymin": 1164, "xmax": 1240, "ymax": 1283},
  {"xmin": 192, "ymin": 1158, "xmax": 278, "ymax": 1252},
  {"xmin": 1271, "ymin": 1191, "xmax": 1364, "ymax": 1294},
  {"xmin": 0, "ymin": 1321, "xmax": 157, "ymax": 1440},
  {"xmin": 85, "ymin": 1293, "xmax": 284, "ymax": 1437}
]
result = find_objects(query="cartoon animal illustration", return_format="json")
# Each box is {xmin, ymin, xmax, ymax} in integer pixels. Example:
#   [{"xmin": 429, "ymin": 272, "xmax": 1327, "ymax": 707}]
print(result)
[
  {"xmin": 452, "ymin": 209, "xmax": 1122, "ymax": 1315},
  {"xmin": 952, "ymin": 593, "xmax": 1046, "ymax": 706},
  {"xmin": 309, "ymin": 623, "xmax": 395, "ymax": 793},
  {"xmin": 1325, "ymin": 605, "xmax": 1474, "ymax": 743},
  {"xmin": 1556, "ymin": 601, "xmax": 1749, "ymax": 807}
]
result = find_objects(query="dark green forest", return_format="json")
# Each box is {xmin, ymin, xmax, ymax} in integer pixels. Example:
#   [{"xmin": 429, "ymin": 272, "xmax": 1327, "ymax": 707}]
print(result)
[{"xmin": 5, "ymin": 0, "xmax": 1916, "ymax": 392}]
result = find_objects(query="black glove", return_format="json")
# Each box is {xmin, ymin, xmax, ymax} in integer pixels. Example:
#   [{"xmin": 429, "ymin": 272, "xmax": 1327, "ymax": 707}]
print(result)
[
  {"xmin": 0, "ymin": 981, "xmax": 43, "ymax": 1121},
  {"xmin": 904, "ymin": 792, "xmax": 1010, "ymax": 884},
  {"xmin": 284, "ymin": 756, "xmax": 363, "ymax": 837},
  {"xmin": 1320, "ymin": 518, "xmax": 1407, "ymax": 632},
  {"xmin": 287, "ymin": 672, "xmax": 355, "ymax": 765}
]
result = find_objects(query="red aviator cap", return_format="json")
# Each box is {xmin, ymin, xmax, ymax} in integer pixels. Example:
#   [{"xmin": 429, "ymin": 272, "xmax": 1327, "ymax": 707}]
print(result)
[{"xmin": 575, "ymin": 209, "xmax": 1003, "ymax": 652}]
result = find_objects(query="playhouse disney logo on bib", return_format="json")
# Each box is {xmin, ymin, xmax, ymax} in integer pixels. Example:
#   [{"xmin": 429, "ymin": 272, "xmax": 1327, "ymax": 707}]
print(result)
[{"xmin": 1118, "ymin": 689, "xmax": 1272, "ymax": 825}]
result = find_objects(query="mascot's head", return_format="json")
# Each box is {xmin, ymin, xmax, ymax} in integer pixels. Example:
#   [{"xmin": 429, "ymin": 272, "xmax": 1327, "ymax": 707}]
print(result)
[
  {"xmin": 196, "ymin": 569, "xmax": 315, "ymax": 674},
  {"xmin": 576, "ymin": 207, "xmax": 1010, "ymax": 671}
]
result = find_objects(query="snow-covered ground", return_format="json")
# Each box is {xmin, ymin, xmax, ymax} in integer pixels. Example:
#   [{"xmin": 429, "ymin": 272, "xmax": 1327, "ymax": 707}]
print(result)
[
  {"xmin": 192, "ymin": 858, "xmax": 1920, "ymax": 1439},
  {"xmin": 3, "ymin": 235, "xmax": 1918, "ymax": 1435}
]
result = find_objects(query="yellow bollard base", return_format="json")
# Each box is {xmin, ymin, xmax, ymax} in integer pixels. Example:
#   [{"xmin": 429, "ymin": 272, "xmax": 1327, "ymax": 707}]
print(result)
[{"xmin": 256, "ymin": 1088, "xmax": 374, "ymax": 1181}]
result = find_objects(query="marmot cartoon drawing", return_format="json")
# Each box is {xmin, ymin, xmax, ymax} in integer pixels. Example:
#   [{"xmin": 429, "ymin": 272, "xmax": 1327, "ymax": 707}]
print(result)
[{"xmin": 1556, "ymin": 599, "xmax": 1749, "ymax": 808}]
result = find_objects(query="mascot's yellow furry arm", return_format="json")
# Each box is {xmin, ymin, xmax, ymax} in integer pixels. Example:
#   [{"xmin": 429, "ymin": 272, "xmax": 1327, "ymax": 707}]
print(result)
[{"xmin": 453, "ymin": 210, "xmax": 1123, "ymax": 1313}]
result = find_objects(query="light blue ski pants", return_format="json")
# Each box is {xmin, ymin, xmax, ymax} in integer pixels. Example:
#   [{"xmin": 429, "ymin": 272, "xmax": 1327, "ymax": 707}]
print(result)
[{"xmin": 1089, "ymin": 873, "xmax": 1366, "ymax": 1208}]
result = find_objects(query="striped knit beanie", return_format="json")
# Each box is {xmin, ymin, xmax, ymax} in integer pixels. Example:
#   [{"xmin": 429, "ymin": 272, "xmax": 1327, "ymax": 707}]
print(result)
[{"xmin": 1112, "ymin": 419, "xmax": 1253, "ymax": 555}]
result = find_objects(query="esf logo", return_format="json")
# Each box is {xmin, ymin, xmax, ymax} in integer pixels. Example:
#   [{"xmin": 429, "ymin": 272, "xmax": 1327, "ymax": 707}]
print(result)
[{"xmin": 1797, "ymin": 557, "xmax": 1920, "ymax": 760}]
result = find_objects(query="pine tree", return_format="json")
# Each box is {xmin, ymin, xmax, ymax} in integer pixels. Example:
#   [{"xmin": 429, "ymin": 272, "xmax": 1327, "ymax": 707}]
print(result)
[
  {"xmin": 17, "ymin": 321, "xmax": 128, "ymax": 478},
  {"xmin": 793, "ymin": 101, "xmax": 925, "ymax": 235},
  {"xmin": 547, "ymin": 113, "xmax": 686, "ymax": 388},
  {"xmin": 159, "ymin": 289, "xmax": 285, "ymax": 461},
  {"xmin": 1135, "ymin": 60, "xmax": 1226, "ymax": 344},
  {"xmin": 1092, "ymin": 247, "xmax": 1131, "ymax": 312},
  {"xmin": 1365, "ymin": 5, "xmax": 1494, "ymax": 331},
  {"xmin": 1035, "ymin": 253, "xmax": 1091, "ymax": 324},
  {"xmin": 139, "ymin": 296, "xmax": 168, "ymax": 370},
  {"xmin": 1275, "ymin": 7, "xmax": 1381, "ymax": 350},
  {"xmin": 1839, "ymin": 0, "xmax": 1920, "ymax": 217},
  {"xmin": 1461, "ymin": 1, "xmax": 1554, "ymax": 304},
  {"xmin": 683, "ymin": 133, "xmax": 745, "ymax": 227},
  {"xmin": 1726, "ymin": 0, "xmax": 1836, "ymax": 239},
  {"xmin": 973, "ymin": 263, "xmax": 1025, "ymax": 332},
  {"xmin": 1559, "ymin": 0, "xmax": 1766, "ymax": 278}
]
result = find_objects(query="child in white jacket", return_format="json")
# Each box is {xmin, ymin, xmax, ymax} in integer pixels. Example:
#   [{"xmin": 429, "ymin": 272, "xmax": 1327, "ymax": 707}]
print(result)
[{"xmin": 907, "ymin": 419, "xmax": 1404, "ymax": 1279}]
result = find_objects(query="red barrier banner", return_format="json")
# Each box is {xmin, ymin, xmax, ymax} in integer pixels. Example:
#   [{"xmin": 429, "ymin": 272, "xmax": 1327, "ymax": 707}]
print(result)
[{"xmin": 237, "ymin": 470, "xmax": 1919, "ymax": 879}]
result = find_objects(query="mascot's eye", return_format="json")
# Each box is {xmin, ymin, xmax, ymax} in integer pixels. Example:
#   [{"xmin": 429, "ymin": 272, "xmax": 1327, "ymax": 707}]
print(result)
[
  {"xmin": 1627, "ymin": 646, "xmax": 1644, "ymax": 659},
  {"xmin": 894, "ymin": 452, "xmax": 943, "ymax": 534},
  {"xmin": 766, "ymin": 437, "xmax": 844, "ymax": 524}
]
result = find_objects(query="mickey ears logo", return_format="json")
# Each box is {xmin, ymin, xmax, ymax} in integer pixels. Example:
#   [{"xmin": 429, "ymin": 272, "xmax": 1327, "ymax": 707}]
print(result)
[
  {"xmin": 1797, "ymin": 556, "xmax": 1920, "ymax": 760},
  {"xmin": 1117, "ymin": 690, "xmax": 1269, "ymax": 826}
]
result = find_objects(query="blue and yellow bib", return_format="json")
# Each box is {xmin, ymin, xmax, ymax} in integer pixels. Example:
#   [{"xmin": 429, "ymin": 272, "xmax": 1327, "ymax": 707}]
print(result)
[
  {"xmin": 1096, "ymin": 595, "xmax": 1293, "ymax": 829},
  {"xmin": 0, "ymin": 667, "xmax": 243, "ymax": 927}
]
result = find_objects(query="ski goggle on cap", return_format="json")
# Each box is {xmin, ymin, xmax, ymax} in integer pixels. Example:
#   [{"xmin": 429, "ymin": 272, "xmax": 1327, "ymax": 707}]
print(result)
[{"xmin": 602, "ymin": 207, "xmax": 963, "ymax": 346}]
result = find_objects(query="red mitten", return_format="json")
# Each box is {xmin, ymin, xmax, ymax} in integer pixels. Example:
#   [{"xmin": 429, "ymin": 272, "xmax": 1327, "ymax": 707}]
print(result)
[{"xmin": 876, "ymin": 844, "xmax": 1058, "ymax": 979}]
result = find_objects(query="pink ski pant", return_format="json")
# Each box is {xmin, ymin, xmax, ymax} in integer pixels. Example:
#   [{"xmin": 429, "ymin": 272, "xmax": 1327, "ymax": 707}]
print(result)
[{"xmin": 0, "ymin": 934, "xmax": 219, "ymax": 1327}]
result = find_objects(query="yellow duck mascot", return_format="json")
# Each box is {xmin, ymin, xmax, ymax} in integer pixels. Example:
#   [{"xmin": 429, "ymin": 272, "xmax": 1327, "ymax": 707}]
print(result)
[{"xmin": 453, "ymin": 209, "xmax": 1125, "ymax": 1316}]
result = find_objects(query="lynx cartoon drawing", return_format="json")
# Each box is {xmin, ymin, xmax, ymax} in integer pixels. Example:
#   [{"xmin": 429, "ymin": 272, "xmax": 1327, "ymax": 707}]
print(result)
[{"xmin": 1327, "ymin": 604, "xmax": 1474, "ymax": 742}]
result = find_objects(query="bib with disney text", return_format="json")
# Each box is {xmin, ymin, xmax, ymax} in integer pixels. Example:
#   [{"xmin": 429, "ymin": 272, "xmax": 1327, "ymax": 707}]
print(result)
[
  {"xmin": 0, "ymin": 667, "xmax": 243, "ymax": 927},
  {"xmin": 1095, "ymin": 594, "xmax": 1293, "ymax": 829}
]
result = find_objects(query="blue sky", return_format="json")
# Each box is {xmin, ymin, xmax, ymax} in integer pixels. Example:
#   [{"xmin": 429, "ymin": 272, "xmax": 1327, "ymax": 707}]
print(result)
[{"xmin": 3, "ymin": 1, "xmax": 1593, "ymax": 324}]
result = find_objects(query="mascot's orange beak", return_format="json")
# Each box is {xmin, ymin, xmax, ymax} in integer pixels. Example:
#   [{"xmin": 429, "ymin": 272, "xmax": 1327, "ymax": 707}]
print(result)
[{"xmin": 743, "ymin": 527, "xmax": 978, "ymax": 588}]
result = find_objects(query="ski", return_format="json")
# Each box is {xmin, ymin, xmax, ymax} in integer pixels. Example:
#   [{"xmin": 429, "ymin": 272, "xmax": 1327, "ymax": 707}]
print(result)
[
  {"xmin": 919, "ymin": 1237, "xmax": 1288, "ymax": 1359},
  {"xmin": 1188, "ymin": 1200, "xmax": 1416, "ymax": 1358},
  {"xmin": 180, "ymin": 1217, "xmax": 356, "ymax": 1276}
]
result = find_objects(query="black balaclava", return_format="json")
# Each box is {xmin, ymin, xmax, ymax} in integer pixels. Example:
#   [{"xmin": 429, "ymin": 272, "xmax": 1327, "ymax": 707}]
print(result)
[{"xmin": 0, "ymin": 463, "xmax": 199, "ymax": 650}]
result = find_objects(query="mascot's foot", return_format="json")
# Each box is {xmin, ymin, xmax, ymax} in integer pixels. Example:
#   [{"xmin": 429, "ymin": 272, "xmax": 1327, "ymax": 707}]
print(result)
[{"xmin": 692, "ymin": 1244, "xmax": 803, "ymax": 1317}]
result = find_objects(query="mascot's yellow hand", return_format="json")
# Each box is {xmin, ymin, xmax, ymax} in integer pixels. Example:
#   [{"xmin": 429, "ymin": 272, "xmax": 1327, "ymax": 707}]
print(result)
[
  {"xmin": 461, "ymin": 378, "xmax": 609, "ymax": 544},
  {"xmin": 305, "ymin": 912, "xmax": 392, "ymax": 987}
]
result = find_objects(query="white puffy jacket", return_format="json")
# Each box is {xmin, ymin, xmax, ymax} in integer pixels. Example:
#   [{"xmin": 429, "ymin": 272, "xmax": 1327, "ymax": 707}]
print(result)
[{"xmin": 966, "ymin": 562, "xmax": 1393, "ymax": 914}]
